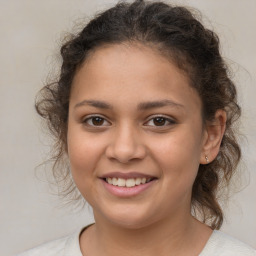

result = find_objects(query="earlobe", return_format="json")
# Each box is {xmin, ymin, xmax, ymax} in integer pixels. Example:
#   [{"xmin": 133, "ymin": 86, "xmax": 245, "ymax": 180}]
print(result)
[{"xmin": 200, "ymin": 110, "xmax": 227, "ymax": 164}]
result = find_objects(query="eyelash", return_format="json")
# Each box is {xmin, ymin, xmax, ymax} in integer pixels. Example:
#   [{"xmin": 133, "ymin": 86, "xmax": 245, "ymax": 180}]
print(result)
[
  {"xmin": 145, "ymin": 115, "xmax": 176, "ymax": 127},
  {"xmin": 82, "ymin": 115, "xmax": 111, "ymax": 127},
  {"xmin": 82, "ymin": 115, "xmax": 176, "ymax": 128}
]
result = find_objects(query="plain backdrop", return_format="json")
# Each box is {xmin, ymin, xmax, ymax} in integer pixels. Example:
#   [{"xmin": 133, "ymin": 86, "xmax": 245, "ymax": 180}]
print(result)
[{"xmin": 0, "ymin": 0, "xmax": 255, "ymax": 255}]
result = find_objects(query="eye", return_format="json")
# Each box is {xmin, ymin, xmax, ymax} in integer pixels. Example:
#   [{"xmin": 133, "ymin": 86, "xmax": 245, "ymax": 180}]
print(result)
[
  {"xmin": 83, "ymin": 115, "xmax": 111, "ymax": 127},
  {"xmin": 145, "ymin": 116, "xmax": 176, "ymax": 127}
]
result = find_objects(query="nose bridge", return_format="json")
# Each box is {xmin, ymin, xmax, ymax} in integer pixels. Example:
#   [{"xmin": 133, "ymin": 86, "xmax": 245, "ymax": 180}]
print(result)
[{"xmin": 106, "ymin": 121, "xmax": 146, "ymax": 163}]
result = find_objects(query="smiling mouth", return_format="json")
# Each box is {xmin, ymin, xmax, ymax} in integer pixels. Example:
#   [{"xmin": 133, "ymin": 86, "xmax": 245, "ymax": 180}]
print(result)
[{"xmin": 103, "ymin": 177, "xmax": 155, "ymax": 188}]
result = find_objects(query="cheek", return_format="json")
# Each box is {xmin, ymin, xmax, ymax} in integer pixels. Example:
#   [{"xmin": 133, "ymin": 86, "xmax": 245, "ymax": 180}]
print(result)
[
  {"xmin": 152, "ymin": 134, "xmax": 203, "ymax": 207},
  {"xmin": 67, "ymin": 127, "xmax": 105, "ymax": 180},
  {"xmin": 67, "ymin": 130, "xmax": 106, "ymax": 201},
  {"xmin": 151, "ymin": 133, "xmax": 201, "ymax": 163},
  {"xmin": 148, "ymin": 129, "xmax": 203, "ymax": 180}
]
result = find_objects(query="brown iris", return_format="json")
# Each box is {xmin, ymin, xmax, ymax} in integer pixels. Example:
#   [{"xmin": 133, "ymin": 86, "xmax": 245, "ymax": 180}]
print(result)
[
  {"xmin": 92, "ymin": 117, "xmax": 104, "ymax": 126},
  {"xmin": 153, "ymin": 117, "xmax": 166, "ymax": 126}
]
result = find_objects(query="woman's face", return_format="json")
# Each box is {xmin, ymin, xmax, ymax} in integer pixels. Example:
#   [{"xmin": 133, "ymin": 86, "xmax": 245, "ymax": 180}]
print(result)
[{"xmin": 67, "ymin": 44, "xmax": 208, "ymax": 228}]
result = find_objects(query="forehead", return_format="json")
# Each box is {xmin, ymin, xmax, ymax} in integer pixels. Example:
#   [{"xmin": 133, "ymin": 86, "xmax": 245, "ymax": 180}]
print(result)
[
  {"xmin": 77, "ymin": 43, "xmax": 189, "ymax": 82},
  {"xmin": 70, "ymin": 43, "xmax": 201, "ymax": 112}
]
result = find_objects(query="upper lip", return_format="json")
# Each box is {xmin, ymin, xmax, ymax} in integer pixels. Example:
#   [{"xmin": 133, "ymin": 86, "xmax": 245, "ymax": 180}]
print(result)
[{"xmin": 100, "ymin": 172, "xmax": 157, "ymax": 179}]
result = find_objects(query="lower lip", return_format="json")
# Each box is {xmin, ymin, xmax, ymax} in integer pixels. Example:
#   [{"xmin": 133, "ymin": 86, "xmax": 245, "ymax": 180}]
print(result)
[{"xmin": 101, "ymin": 179, "xmax": 156, "ymax": 198}]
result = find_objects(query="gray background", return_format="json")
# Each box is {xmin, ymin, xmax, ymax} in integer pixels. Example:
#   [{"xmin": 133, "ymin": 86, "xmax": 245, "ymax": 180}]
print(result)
[{"xmin": 0, "ymin": 0, "xmax": 255, "ymax": 255}]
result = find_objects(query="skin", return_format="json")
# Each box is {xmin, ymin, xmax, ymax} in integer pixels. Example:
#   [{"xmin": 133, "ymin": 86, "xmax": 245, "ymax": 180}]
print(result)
[{"xmin": 67, "ymin": 43, "xmax": 226, "ymax": 256}]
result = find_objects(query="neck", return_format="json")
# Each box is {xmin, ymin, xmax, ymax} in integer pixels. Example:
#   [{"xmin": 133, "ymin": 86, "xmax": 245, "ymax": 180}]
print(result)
[{"xmin": 80, "ymin": 212, "xmax": 212, "ymax": 256}]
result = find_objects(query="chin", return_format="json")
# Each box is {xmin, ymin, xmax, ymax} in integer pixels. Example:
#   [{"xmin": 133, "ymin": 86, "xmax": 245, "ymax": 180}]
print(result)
[{"xmin": 94, "ymin": 204, "xmax": 160, "ymax": 230}]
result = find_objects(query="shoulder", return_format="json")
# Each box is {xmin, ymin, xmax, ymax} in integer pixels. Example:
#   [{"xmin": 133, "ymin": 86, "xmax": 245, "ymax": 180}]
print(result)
[
  {"xmin": 200, "ymin": 230, "xmax": 256, "ymax": 256},
  {"xmin": 16, "ymin": 228, "xmax": 83, "ymax": 256},
  {"xmin": 16, "ymin": 236, "xmax": 70, "ymax": 256}
]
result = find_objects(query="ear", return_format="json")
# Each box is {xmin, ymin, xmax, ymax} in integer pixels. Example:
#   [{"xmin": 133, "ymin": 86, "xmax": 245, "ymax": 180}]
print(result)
[{"xmin": 200, "ymin": 110, "xmax": 227, "ymax": 164}]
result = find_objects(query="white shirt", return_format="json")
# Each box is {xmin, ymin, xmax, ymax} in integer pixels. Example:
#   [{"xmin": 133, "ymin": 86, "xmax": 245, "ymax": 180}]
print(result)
[{"xmin": 17, "ymin": 227, "xmax": 256, "ymax": 256}]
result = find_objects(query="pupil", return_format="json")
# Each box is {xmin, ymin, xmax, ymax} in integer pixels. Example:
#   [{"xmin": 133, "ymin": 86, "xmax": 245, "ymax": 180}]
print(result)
[
  {"xmin": 92, "ymin": 117, "xmax": 104, "ymax": 125},
  {"xmin": 153, "ymin": 117, "xmax": 165, "ymax": 126}
]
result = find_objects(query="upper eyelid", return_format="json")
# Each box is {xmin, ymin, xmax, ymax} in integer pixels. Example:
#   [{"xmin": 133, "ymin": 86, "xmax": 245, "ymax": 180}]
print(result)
[
  {"xmin": 81, "ymin": 114, "xmax": 176, "ymax": 125},
  {"xmin": 83, "ymin": 114, "xmax": 109, "ymax": 121},
  {"xmin": 145, "ymin": 114, "xmax": 174, "ymax": 119},
  {"xmin": 82, "ymin": 115, "xmax": 111, "ymax": 125},
  {"xmin": 82, "ymin": 113, "xmax": 174, "ymax": 119},
  {"xmin": 144, "ymin": 116, "xmax": 176, "ymax": 125},
  {"xmin": 144, "ymin": 114, "xmax": 176, "ymax": 122}
]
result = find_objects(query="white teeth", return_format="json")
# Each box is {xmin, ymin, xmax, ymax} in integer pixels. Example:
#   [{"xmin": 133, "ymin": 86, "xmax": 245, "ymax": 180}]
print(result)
[
  {"xmin": 107, "ymin": 178, "xmax": 113, "ymax": 185},
  {"xmin": 112, "ymin": 177, "xmax": 118, "ymax": 186},
  {"xmin": 117, "ymin": 178, "xmax": 126, "ymax": 187},
  {"xmin": 135, "ymin": 178, "xmax": 141, "ymax": 185},
  {"xmin": 105, "ymin": 177, "xmax": 152, "ymax": 187},
  {"xmin": 126, "ymin": 178, "xmax": 135, "ymax": 187}
]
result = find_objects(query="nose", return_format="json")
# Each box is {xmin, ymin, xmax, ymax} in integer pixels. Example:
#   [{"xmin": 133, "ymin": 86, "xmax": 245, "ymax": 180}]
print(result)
[{"xmin": 105, "ymin": 123, "xmax": 147, "ymax": 164}]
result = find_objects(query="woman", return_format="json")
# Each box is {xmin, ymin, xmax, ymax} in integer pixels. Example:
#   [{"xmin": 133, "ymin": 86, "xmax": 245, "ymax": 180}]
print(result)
[{"xmin": 18, "ymin": 0, "xmax": 256, "ymax": 255}]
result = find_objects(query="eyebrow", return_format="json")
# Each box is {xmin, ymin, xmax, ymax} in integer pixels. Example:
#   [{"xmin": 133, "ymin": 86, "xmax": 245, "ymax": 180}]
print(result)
[
  {"xmin": 74, "ymin": 99, "xmax": 184, "ymax": 110},
  {"xmin": 74, "ymin": 100, "xmax": 113, "ymax": 109},
  {"xmin": 137, "ymin": 99, "xmax": 184, "ymax": 110}
]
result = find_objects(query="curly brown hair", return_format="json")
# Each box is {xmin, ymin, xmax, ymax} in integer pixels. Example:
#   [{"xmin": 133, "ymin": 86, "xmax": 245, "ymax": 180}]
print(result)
[{"xmin": 36, "ymin": 0, "xmax": 241, "ymax": 229}]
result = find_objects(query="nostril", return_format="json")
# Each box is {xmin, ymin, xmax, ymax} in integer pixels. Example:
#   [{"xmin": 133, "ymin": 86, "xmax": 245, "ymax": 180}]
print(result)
[{"xmin": 105, "ymin": 144, "xmax": 147, "ymax": 164}]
